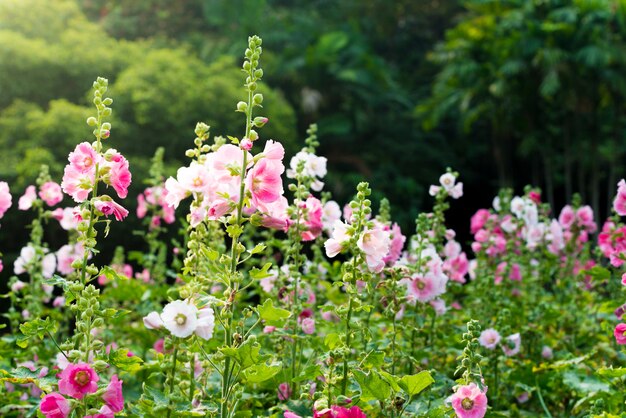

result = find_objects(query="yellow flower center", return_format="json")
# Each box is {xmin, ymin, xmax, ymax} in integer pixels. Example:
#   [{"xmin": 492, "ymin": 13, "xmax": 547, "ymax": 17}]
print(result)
[
  {"xmin": 74, "ymin": 370, "xmax": 89, "ymax": 386},
  {"xmin": 461, "ymin": 397, "xmax": 474, "ymax": 410}
]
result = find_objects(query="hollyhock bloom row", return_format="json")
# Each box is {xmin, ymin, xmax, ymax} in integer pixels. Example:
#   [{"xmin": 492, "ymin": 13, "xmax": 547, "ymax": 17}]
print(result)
[{"xmin": 144, "ymin": 299, "xmax": 216, "ymax": 340}]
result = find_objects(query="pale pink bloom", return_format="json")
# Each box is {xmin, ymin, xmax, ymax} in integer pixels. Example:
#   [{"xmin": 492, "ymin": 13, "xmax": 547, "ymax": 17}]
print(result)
[
  {"xmin": 105, "ymin": 152, "xmax": 131, "ymax": 199},
  {"xmin": 143, "ymin": 312, "xmax": 164, "ymax": 330},
  {"xmin": 135, "ymin": 268, "xmax": 151, "ymax": 283},
  {"xmin": 428, "ymin": 185, "xmax": 441, "ymax": 196},
  {"xmin": 324, "ymin": 220, "xmax": 351, "ymax": 257},
  {"xmin": 444, "ymin": 240, "xmax": 462, "ymax": 259},
  {"xmin": 558, "ymin": 205, "xmax": 575, "ymax": 229},
  {"xmin": 439, "ymin": 173, "xmax": 456, "ymax": 190},
  {"xmin": 450, "ymin": 383, "xmax": 488, "ymax": 418},
  {"xmin": 284, "ymin": 412, "xmax": 302, "ymax": 418},
  {"xmin": 18, "ymin": 185, "xmax": 37, "ymax": 210},
  {"xmin": 14, "ymin": 245, "xmax": 36, "ymax": 275},
  {"xmin": 322, "ymin": 200, "xmax": 342, "ymax": 231},
  {"xmin": 383, "ymin": 223, "xmax": 405, "ymax": 265},
  {"xmin": 479, "ymin": 329, "xmax": 501, "ymax": 349},
  {"xmin": 277, "ymin": 382, "xmax": 291, "ymax": 400},
  {"xmin": 164, "ymin": 177, "xmax": 188, "ymax": 208},
  {"xmin": 444, "ymin": 252, "xmax": 469, "ymax": 283},
  {"xmin": 525, "ymin": 223, "xmax": 546, "ymax": 249},
  {"xmin": 614, "ymin": 323, "xmax": 626, "ymax": 345},
  {"xmin": 258, "ymin": 196, "xmax": 290, "ymax": 231},
  {"xmin": 137, "ymin": 193, "xmax": 147, "ymax": 218},
  {"xmin": 53, "ymin": 296, "xmax": 65, "ymax": 308},
  {"xmin": 430, "ymin": 299, "xmax": 447, "ymax": 316},
  {"xmin": 405, "ymin": 273, "xmax": 447, "ymax": 303},
  {"xmin": 510, "ymin": 196, "xmax": 526, "ymax": 218},
  {"xmin": 39, "ymin": 182, "xmax": 63, "ymax": 206},
  {"xmin": 84, "ymin": 405, "xmax": 115, "ymax": 418},
  {"xmin": 0, "ymin": 181, "xmax": 12, "ymax": 218},
  {"xmin": 61, "ymin": 165, "xmax": 94, "ymax": 202},
  {"xmin": 449, "ymin": 182, "xmax": 463, "ymax": 199},
  {"xmin": 40, "ymin": 393, "xmax": 70, "ymax": 418},
  {"xmin": 311, "ymin": 179, "xmax": 324, "ymax": 191},
  {"xmin": 195, "ymin": 306, "xmax": 215, "ymax": 340},
  {"xmin": 56, "ymin": 243, "xmax": 85, "ymax": 275},
  {"xmin": 68, "ymin": 142, "xmax": 98, "ymax": 173},
  {"xmin": 263, "ymin": 326, "xmax": 276, "ymax": 334},
  {"xmin": 211, "ymin": 144, "xmax": 251, "ymax": 177},
  {"xmin": 177, "ymin": 163, "xmax": 212, "ymax": 193},
  {"xmin": 500, "ymin": 215, "xmax": 516, "ymax": 234},
  {"xmin": 11, "ymin": 280, "xmax": 26, "ymax": 292},
  {"xmin": 102, "ymin": 374, "xmax": 124, "ymax": 412},
  {"xmin": 189, "ymin": 206, "xmax": 208, "ymax": 227},
  {"xmin": 94, "ymin": 199, "xmax": 129, "ymax": 221},
  {"xmin": 58, "ymin": 362, "xmax": 99, "ymax": 399},
  {"xmin": 541, "ymin": 346, "xmax": 553, "ymax": 359},
  {"xmin": 263, "ymin": 139, "xmax": 285, "ymax": 160},
  {"xmin": 357, "ymin": 226, "xmax": 391, "ymax": 273},
  {"xmin": 42, "ymin": 253, "xmax": 56, "ymax": 279},
  {"xmin": 502, "ymin": 333, "xmax": 521, "ymax": 356},
  {"xmin": 468, "ymin": 259, "xmax": 477, "ymax": 280},
  {"xmin": 57, "ymin": 207, "xmax": 80, "ymax": 230},
  {"xmin": 301, "ymin": 317, "xmax": 315, "ymax": 334},
  {"xmin": 246, "ymin": 159, "xmax": 285, "ymax": 206}
]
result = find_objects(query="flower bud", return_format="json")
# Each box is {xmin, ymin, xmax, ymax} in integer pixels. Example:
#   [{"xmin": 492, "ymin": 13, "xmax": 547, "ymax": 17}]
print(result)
[
  {"xmin": 236, "ymin": 101, "xmax": 248, "ymax": 112},
  {"xmin": 86, "ymin": 117, "xmax": 98, "ymax": 126}
]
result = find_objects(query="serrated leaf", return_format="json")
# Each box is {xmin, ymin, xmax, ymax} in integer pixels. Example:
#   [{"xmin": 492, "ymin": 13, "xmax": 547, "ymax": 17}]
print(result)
[
  {"xmin": 361, "ymin": 351, "xmax": 385, "ymax": 369},
  {"xmin": 250, "ymin": 263, "xmax": 273, "ymax": 280},
  {"xmin": 378, "ymin": 370, "xmax": 401, "ymax": 392},
  {"xmin": 399, "ymin": 371, "xmax": 434, "ymax": 397},
  {"xmin": 109, "ymin": 349, "xmax": 143, "ymax": 372},
  {"xmin": 293, "ymin": 364, "xmax": 322, "ymax": 382},
  {"xmin": 257, "ymin": 299, "xmax": 290, "ymax": 326},
  {"xmin": 353, "ymin": 370, "xmax": 391, "ymax": 402},
  {"xmin": 597, "ymin": 367, "xmax": 626, "ymax": 378},
  {"xmin": 18, "ymin": 317, "xmax": 58, "ymax": 348},
  {"xmin": 220, "ymin": 339, "xmax": 268, "ymax": 371},
  {"xmin": 143, "ymin": 385, "xmax": 169, "ymax": 408},
  {"xmin": 242, "ymin": 363, "xmax": 281, "ymax": 383}
]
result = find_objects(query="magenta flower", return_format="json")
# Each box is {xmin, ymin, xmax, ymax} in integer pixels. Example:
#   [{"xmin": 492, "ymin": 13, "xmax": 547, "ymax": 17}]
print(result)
[
  {"xmin": 315, "ymin": 406, "xmax": 366, "ymax": 418},
  {"xmin": 277, "ymin": 382, "xmax": 291, "ymax": 400},
  {"xmin": 94, "ymin": 199, "xmax": 129, "ymax": 221},
  {"xmin": 614, "ymin": 323, "xmax": 626, "ymax": 345},
  {"xmin": 39, "ymin": 181, "xmax": 64, "ymax": 207},
  {"xmin": 246, "ymin": 158, "xmax": 284, "ymax": 206},
  {"xmin": 40, "ymin": 392, "xmax": 70, "ymax": 418},
  {"xmin": 102, "ymin": 374, "xmax": 124, "ymax": 412},
  {"xmin": 450, "ymin": 383, "xmax": 488, "ymax": 418},
  {"xmin": 0, "ymin": 181, "xmax": 12, "ymax": 218},
  {"xmin": 105, "ymin": 152, "xmax": 131, "ymax": 199},
  {"xmin": 58, "ymin": 362, "xmax": 100, "ymax": 399},
  {"xmin": 84, "ymin": 405, "xmax": 115, "ymax": 418}
]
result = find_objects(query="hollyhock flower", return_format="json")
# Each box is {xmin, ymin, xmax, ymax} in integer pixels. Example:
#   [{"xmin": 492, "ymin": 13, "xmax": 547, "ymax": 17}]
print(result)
[
  {"xmin": 164, "ymin": 177, "xmax": 188, "ymax": 208},
  {"xmin": 40, "ymin": 393, "xmax": 70, "ymax": 418},
  {"xmin": 153, "ymin": 339, "xmax": 165, "ymax": 353},
  {"xmin": 288, "ymin": 151, "xmax": 327, "ymax": 179},
  {"xmin": 406, "ymin": 273, "xmax": 447, "ymax": 303},
  {"xmin": 614, "ymin": 323, "xmax": 626, "ymax": 345},
  {"xmin": 316, "ymin": 406, "xmax": 367, "ymax": 418},
  {"xmin": 161, "ymin": 300, "xmax": 199, "ymax": 338},
  {"xmin": 284, "ymin": 412, "xmax": 302, "ymax": 418},
  {"xmin": 558, "ymin": 205, "xmax": 575, "ymax": 229},
  {"xmin": 42, "ymin": 253, "xmax": 56, "ymax": 279},
  {"xmin": 613, "ymin": 180, "xmax": 626, "ymax": 215},
  {"xmin": 263, "ymin": 139, "xmax": 285, "ymax": 160},
  {"xmin": 357, "ymin": 226, "xmax": 391, "ymax": 273},
  {"xmin": 68, "ymin": 142, "xmax": 98, "ymax": 173},
  {"xmin": 246, "ymin": 158, "xmax": 284, "ymax": 206},
  {"xmin": 143, "ymin": 311, "xmax": 164, "ymax": 330},
  {"xmin": 258, "ymin": 196, "xmax": 290, "ymax": 231},
  {"xmin": 322, "ymin": 200, "xmax": 342, "ymax": 231},
  {"xmin": 18, "ymin": 185, "xmax": 37, "ymax": 210},
  {"xmin": 576, "ymin": 205, "xmax": 596, "ymax": 231},
  {"xmin": 39, "ymin": 182, "xmax": 63, "ymax": 206},
  {"xmin": 541, "ymin": 346, "xmax": 553, "ymax": 359},
  {"xmin": 105, "ymin": 152, "xmax": 131, "ymax": 199},
  {"xmin": 94, "ymin": 199, "xmax": 129, "ymax": 221},
  {"xmin": 85, "ymin": 405, "xmax": 115, "ymax": 418},
  {"xmin": 56, "ymin": 243, "xmax": 85, "ymax": 275},
  {"xmin": 479, "ymin": 329, "xmax": 501, "ymax": 349},
  {"xmin": 11, "ymin": 280, "xmax": 26, "ymax": 293},
  {"xmin": 0, "ymin": 181, "xmax": 12, "ymax": 217},
  {"xmin": 528, "ymin": 191, "xmax": 541, "ymax": 204},
  {"xmin": 325, "ymin": 220, "xmax": 351, "ymax": 257},
  {"xmin": 301, "ymin": 317, "xmax": 315, "ymax": 334},
  {"xmin": 102, "ymin": 375, "xmax": 124, "ymax": 412},
  {"xmin": 439, "ymin": 173, "xmax": 456, "ymax": 191},
  {"xmin": 430, "ymin": 298, "xmax": 447, "ymax": 316},
  {"xmin": 510, "ymin": 196, "xmax": 526, "ymax": 218},
  {"xmin": 137, "ymin": 193, "xmax": 147, "ymax": 218},
  {"xmin": 500, "ymin": 215, "xmax": 516, "ymax": 234},
  {"xmin": 53, "ymin": 296, "xmax": 65, "ymax": 308},
  {"xmin": 383, "ymin": 223, "xmax": 405, "ymax": 265},
  {"xmin": 14, "ymin": 245, "xmax": 36, "ymax": 275},
  {"xmin": 277, "ymin": 382, "xmax": 291, "ymax": 401},
  {"xmin": 61, "ymin": 165, "xmax": 95, "ymax": 202},
  {"xmin": 58, "ymin": 362, "xmax": 99, "ymax": 399},
  {"xmin": 449, "ymin": 182, "xmax": 463, "ymax": 199},
  {"xmin": 450, "ymin": 383, "xmax": 488, "ymax": 418},
  {"xmin": 195, "ymin": 305, "xmax": 216, "ymax": 340},
  {"xmin": 429, "ymin": 185, "xmax": 441, "ymax": 196},
  {"xmin": 502, "ymin": 333, "xmax": 521, "ymax": 356},
  {"xmin": 301, "ymin": 196, "xmax": 324, "ymax": 241},
  {"xmin": 470, "ymin": 209, "xmax": 490, "ymax": 234}
]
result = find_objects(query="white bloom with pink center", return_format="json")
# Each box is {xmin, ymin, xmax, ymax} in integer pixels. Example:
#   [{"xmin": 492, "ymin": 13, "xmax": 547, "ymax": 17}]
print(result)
[
  {"xmin": 479, "ymin": 328, "xmax": 501, "ymax": 349},
  {"xmin": 439, "ymin": 173, "xmax": 456, "ymax": 191},
  {"xmin": 357, "ymin": 226, "xmax": 391, "ymax": 273},
  {"xmin": 18, "ymin": 186, "xmax": 37, "ymax": 210}
]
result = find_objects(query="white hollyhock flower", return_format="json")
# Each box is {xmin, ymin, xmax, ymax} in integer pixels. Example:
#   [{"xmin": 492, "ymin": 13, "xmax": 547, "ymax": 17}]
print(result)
[
  {"xmin": 439, "ymin": 173, "xmax": 456, "ymax": 191},
  {"xmin": 195, "ymin": 306, "xmax": 215, "ymax": 340},
  {"xmin": 143, "ymin": 311, "xmax": 164, "ymax": 330},
  {"xmin": 161, "ymin": 300, "xmax": 199, "ymax": 338}
]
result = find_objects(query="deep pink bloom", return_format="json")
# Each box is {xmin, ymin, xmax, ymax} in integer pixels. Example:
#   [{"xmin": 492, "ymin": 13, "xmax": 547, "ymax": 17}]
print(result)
[
  {"xmin": 450, "ymin": 383, "xmax": 488, "ymax": 418},
  {"xmin": 58, "ymin": 362, "xmax": 99, "ymax": 399},
  {"xmin": 277, "ymin": 382, "xmax": 291, "ymax": 400},
  {"xmin": 614, "ymin": 323, "xmax": 626, "ymax": 345},
  {"xmin": 68, "ymin": 142, "xmax": 98, "ymax": 173},
  {"xmin": 94, "ymin": 199, "xmax": 129, "ymax": 221},
  {"xmin": 0, "ymin": 181, "xmax": 12, "ymax": 218},
  {"xmin": 246, "ymin": 158, "xmax": 284, "ymax": 206},
  {"xmin": 40, "ymin": 392, "xmax": 70, "ymax": 418},
  {"xmin": 106, "ymin": 152, "xmax": 131, "ymax": 199},
  {"xmin": 558, "ymin": 205, "xmax": 575, "ymax": 229},
  {"xmin": 102, "ymin": 374, "xmax": 124, "ymax": 412},
  {"xmin": 406, "ymin": 274, "xmax": 447, "ymax": 303},
  {"xmin": 39, "ymin": 182, "xmax": 63, "ymax": 207},
  {"xmin": 301, "ymin": 196, "xmax": 324, "ymax": 241},
  {"xmin": 85, "ymin": 405, "xmax": 115, "ymax": 418},
  {"xmin": 315, "ymin": 406, "xmax": 366, "ymax": 418}
]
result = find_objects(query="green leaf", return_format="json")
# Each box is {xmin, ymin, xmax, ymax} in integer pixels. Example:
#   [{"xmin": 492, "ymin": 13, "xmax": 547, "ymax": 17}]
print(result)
[
  {"xmin": 99, "ymin": 265, "xmax": 124, "ymax": 281},
  {"xmin": 220, "ymin": 339, "xmax": 268, "ymax": 371},
  {"xmin": 533, "ymin": 353, "xmax": 592, "ymax": 372},
  {"xmin": 324, "ymin": 333, "xmax": 341, "ymax": 349},
  {"xmin": 0, "ymin": 366, "xmax": 57, "ymax": 392},
  {"xmin": 597, "ymin": 367, "xmax": 626, "ymax": 378},
  {"xmin": 353, "ymin": 370, "xmax": 391, "ymax": 402},
  {"xmin": 378, "ymin": 370, "xmax": 401, "ymax": 392},
  {"xmin": 248, "ymin": 244, "xmax": 266, "ymax": 255},
  {"xmin": 257, "ymin": 299, "xmax": 291, "ymax": 326},
  {"xmin": 250, "ymin": 262, "xmax": 273, "ymax": 280},
  {"xmin": 242, "ymin": 363, "xmax": 281, "ymax": 383},
  {"xmin": 18, "ymin": 317, "xmax": 58, "ymax": 348},
  {"xmin": 108, "ymin": 348, "xmax": 143, "ymax": 372},
  {"xmin": 293, "ymin": 364, "xmax": 322, "ymax": 382},
  {"xmin": 143, "ymin": 385, "xmax": 169, "ymax": 408},
  {"xmin": 581, "ymin": 266, "xmax": 610, "ymax": 282},
  {"xmin": 398, "ymin": 371, "xmax": 435, "ymax": 398},
  {"xmin": 361, "ymin": 351, "xmax": 385, "ymax": 369},
  {"xmin": 562, "ymin": 371, "xmax": 610, "ymax": 394}
]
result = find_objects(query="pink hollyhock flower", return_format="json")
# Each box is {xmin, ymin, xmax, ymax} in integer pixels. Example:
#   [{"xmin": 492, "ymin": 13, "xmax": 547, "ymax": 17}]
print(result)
[
  {"xmin": 153, "ymin": 338, "xmax": 165, "ymax": 353},
  {"xmin": 263, "ymin": 139, "xmax": 285, "ymax": 160},
  {"xmin": 40, "ymin": 392, "xmax": 70, "ymax": 418},
  {"xmin": 105, "ymin": 152, "xmax": 131, "ymax": 199},
  {"xmin": 137, "ymin": 193, "xmax": 147, "ymax": 218},
  {"xmin": 85, "ymin": 405, "xmax": 115, "ymax": 418},
  {"xmin": 301, "ymin": 196, "xmax": 324, "ymax": 241},
  {"xmin": 450, "ymin": 383, "xmax": 488, "ymax": 418},
  {"xmin": 528, "ymin": 191, "xmax": 541, "ymax": 204},
  {"xmin": 576, "ymin": 205, "xmax": 595, "ymax": 231},
  {"xmin": 68, "ymin": 142, "xmax": 98, "ymax": 173},
  {"xmin": 259, "ymin": 196, "xmax": 290, "ymax": 231},
  {"xmin": 284, "ymin": 412, "xmax": 302, "ymax": 418},
  {"xmin": 102, "ymin": 375, "xmax": 124, "ymax": 412},
  {"xmin": 325, "ymin": 220, "xmax": 351, "ymax": 257},
  {"xmin": 58, "ymin": 362, "xmax": 99, "ymax": 399},
  {"xmin": 449, "ymin": 182, "xmax": 463, "ymax": 199},
  {"xmin": 430, "ymin": 298, "xmax": 447, "ymax": 316},
  {"xmin": 406, "ymin": 273, "xmax": 447, "ymax": 303},
  {"xmin": 444, "ymin": 252, "xmax": 469, "ymax": 283},
  {"xmin": 301, "ymin": 317, "xmax": 315, "ymax": 334},
  {"xmin": 177, "ymin": 163, "xmax": 213, "ymax": 194},
  {"xmin": 277, "ymin": 382, "xmax": 291, "ymax": 400},
  {"xmin": 383, "ymin": 223, "xmax": 405, "ymax": 265},
  {"xmin": 246, "ymin": 159, "xmax": 284, "ymax": 206},
  {"xmin": 357, "ymin": 226, "xmax": 391, "ymax": 273},
  {"xmin": 558, "ymin": 205, "xmax": 575, "ymax": 229},
  {"xmin": 444, "ymin": 240, "xmax": 462, "ymax": 259},
  {"xmin": 0, "ymin": 181, "xmax": 12, "ymax": 218},
  {"xmin": 94, "ymin": 199, "xmax": 129, "ymax": 221},
  {"xmin": 18, "ymin": 185, "xmax": 37, "ymax": 210},
  {"xmin": 53, "ymin": 296, "xmax": 65, "ymax": 308},
  {"xmin": 315, "ymin": 406, "xmax": 367, "ymax": 418},
  {"xmin": 479, "ymin": 329, "xmax": 501, "ymax": 349},
  {"xmin": 39, "ymin": 182, "xmax": 63, "ymax": 207},
  {"xmin": 509, "ymin": 263, "xmax": 522, "ymax": 281},
  {"xmin": 614, "ymin": 180, "xmax": 626, "ymax": 215},
  {"xmin": 61, "ymin": 165, "xmax": 95, "ymax": 202},
  {"xmin": 502, "ymin": 333, "xmax": 521, "ymax": 356},
  {"xmin": 541, "ymin": 346, "xmax": 553, "ymax": 359},
  {"xmin": 164, "ymin": 177, "xmax": 188, "ymax": 208},
  {"xmin": 56, "ymin": 243, "xmax": 85, "ymax": 275},
  {"xmin": 614, "ymin": 323, "xmax": 626, "ymax": 345}
]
